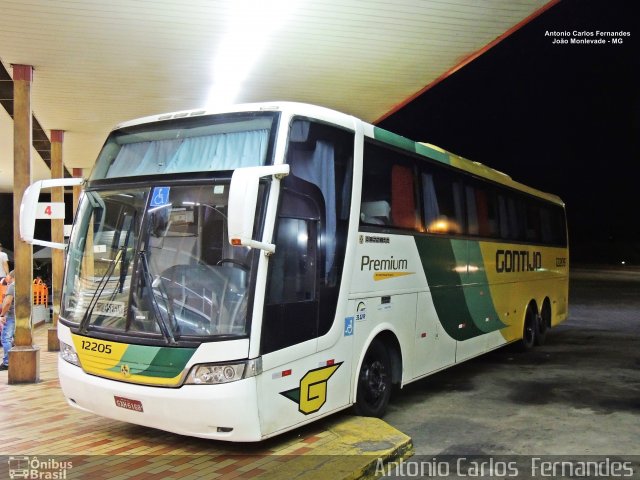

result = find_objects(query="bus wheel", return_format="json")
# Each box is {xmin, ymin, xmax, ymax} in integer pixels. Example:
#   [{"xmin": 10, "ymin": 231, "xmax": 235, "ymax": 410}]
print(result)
[
  {"xmin": 354, "ymin": 339, "xmax": 392, "ymax": 417},
  {"xmin": 519, "ymin": 304, "xmax": 537, "ymax": 351},
  {"xmin": 535, "ymin": 300, "xmax": 551, "ymax": 346}
]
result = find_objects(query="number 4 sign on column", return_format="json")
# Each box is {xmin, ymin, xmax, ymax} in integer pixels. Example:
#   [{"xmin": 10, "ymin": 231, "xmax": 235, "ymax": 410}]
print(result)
[{"xmin": 36, "ymin": 202, "xmax": 65, "ymax": 219}]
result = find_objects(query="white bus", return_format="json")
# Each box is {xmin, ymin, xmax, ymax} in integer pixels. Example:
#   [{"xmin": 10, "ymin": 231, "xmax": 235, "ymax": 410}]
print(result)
[{"xmin": 21, "ymin": 102, "xmax": 568, "ymax": 441}]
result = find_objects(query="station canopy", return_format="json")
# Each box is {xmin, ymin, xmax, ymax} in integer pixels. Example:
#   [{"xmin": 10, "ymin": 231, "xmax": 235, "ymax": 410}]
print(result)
[{"xmin": 0, "ymin": 0, "xmax": 555, "ymax": 192}]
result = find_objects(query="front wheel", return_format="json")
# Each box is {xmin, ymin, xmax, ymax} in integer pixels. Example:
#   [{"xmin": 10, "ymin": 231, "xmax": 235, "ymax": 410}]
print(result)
[{"xmin": 354, "ymin": 339, "xmax": 392, "ymax": 417}]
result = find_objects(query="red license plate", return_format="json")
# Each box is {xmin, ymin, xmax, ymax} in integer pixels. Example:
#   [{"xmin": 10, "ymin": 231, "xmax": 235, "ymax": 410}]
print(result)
[{"xmin": 114, "ymin": 395, "xmax": 144, "ymax": 412}]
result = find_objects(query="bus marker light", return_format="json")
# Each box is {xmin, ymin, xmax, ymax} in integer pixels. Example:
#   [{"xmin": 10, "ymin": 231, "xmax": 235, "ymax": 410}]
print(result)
[
  {"xmin": 421, "ymin": 332, "xmax": 427, "ymax": 338},
  {"xmin": 231, "ymin": 238, "xmax": 242, "ymax": 246},
  {"xmin": 458, "ymin": 323, "xmax": 466, "ymax": 329}
]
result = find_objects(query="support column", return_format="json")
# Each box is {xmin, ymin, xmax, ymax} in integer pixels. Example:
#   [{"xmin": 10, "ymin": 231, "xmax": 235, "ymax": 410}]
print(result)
[
  {"xmin": 72, "ymin": 167, "xmax": 83, "ymax": 216},
  {"xmin": 10, "ymin": 64, "xmax": 39, "ymax": 384},
  {"xmin": 48, "ymin": 130, "xmax": 64, "ymax": 351}
]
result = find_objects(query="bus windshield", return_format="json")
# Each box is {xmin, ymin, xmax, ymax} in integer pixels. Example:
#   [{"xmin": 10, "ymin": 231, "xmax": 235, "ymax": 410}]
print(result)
[
  {"xmin": 62, "ymin": 183, "xmax": 258, "ymax": 342},
  {"xmin": 90, "ymin": 112, "xmax": 278, "ymax": 180}
]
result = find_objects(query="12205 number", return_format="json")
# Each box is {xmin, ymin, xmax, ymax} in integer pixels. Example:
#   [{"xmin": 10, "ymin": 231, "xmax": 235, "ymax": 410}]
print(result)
[{"xmin": 80, "ymin": 340, "xmax": 112, "ymax": 354}]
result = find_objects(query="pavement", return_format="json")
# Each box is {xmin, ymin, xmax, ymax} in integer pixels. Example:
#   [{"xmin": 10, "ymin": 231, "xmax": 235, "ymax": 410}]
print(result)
[
  {"xmin": 382, "ymin": 266, "xmax": 640, "ymax": 457},
  {"xmin": 0, "ymin": 324, "xmax": 413, "ymax": 480}
]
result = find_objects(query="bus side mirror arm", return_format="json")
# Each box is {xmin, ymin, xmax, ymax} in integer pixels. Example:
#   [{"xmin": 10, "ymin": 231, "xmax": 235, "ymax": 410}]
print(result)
[
  {"xmin": 20, "ymin": 177, "xmax": 84, "ymax": 250},
  {"xmin": 228, "ymin": 164, "xmax": 290, "ymax": 254}
]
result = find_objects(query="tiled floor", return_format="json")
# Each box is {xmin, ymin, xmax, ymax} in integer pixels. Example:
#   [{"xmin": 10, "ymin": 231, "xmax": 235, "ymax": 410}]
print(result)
[{"xmin": 0, "ymin": 325, "xmax": 411, "ymax": 479}]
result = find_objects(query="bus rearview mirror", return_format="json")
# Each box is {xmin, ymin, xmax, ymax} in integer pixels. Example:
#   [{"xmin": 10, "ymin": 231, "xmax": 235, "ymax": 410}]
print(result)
[
  {"xmin": 20, "ymin": 177, "xmax": 84, "ymax": 250},
  {"xmin": 228, "ymin": 164, "xmax": 290, "ymax": 254}
]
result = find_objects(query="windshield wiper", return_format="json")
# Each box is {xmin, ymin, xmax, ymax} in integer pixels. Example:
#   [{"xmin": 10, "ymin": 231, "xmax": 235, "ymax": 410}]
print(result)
[
  {"xmin": 139, "ymin": 250, "xmax": 178, "ymax": 344},
  {"xmin": 79, "ymin": 247, "xmax": 124, "ymax": 335}
]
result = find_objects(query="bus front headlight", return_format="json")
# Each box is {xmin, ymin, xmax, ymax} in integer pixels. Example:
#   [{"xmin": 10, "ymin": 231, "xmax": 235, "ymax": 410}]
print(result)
[
  {"xmin": 59, "ymin": 341, "xmax": 81, "ymax": 367},
  {"xmin": 185, "ymin": 358, "xmax": 262, "ymax": 385}
]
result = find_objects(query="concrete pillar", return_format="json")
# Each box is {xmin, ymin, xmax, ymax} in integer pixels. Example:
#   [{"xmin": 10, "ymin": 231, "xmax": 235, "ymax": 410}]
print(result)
[
  {"xmin": 10, "ymin": 64, "xmax": 39, "ymax": 384},
  {"xmin": 48, "ymin": 130, "xmax": 64, "ymax": 351}
]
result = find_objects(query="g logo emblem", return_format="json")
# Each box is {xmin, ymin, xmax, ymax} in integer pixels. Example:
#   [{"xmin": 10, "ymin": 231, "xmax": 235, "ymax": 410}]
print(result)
[{"xmin": 280, "ymin": 363, "xmax": 342, "ymax": 415}]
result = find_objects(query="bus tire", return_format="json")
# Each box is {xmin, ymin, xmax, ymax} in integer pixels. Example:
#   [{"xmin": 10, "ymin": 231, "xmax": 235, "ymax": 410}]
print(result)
[
  {"xmin": 535, "ymin": 300, "xmax": 551, "ymax": 346},
  {"xmin": 519, "ymin": 304, "xmax": 537, "ymax": 351},
  {"xmin": 354, "ymin": 339, "xmax": 392, "ymax": 417}
]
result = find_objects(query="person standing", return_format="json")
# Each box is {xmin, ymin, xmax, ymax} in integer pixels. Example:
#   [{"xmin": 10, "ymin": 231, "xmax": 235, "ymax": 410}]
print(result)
[
  {"xmin": 0, "ymin": 270, "xmax": 15, "ymax": 370},
  {"xmin": 0, "ymin": 243, "xmax": 9, "ymax": 280}
]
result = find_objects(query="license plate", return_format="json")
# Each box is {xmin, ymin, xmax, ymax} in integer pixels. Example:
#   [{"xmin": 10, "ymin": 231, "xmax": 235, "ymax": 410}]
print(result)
[{"xmin": 114, "ymin": 396, "xmax": 144, "ymax": 412}]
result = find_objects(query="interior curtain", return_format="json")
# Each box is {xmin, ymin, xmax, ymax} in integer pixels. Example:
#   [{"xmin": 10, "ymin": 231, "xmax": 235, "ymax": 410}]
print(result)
[{"xmin": 106, "ymin": 129, "xmax": 269, "ymax": 178}]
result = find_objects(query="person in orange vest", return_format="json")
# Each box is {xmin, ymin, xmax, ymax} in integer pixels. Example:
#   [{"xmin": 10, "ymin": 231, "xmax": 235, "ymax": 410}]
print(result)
[
  {"xmin": 0, "ymin": 243, "xmax": 9, "ymax": 281},
  {"xmin": 0, "ymin": 270, "xmax": 15, "ymax": 370}
]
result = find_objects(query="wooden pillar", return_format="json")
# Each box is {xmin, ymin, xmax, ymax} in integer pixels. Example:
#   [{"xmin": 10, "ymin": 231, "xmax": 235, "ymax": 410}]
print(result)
[
  {"xmin": 72, "ymin": 167, "xmax": 83, "ymax": 216},
  {"xmin": 10, "ymin": 64, "xmax": 39, "ymax": 383},
  {"xmin": 48, "ymin": 130, "xmax": 64, "ymax": 351}
]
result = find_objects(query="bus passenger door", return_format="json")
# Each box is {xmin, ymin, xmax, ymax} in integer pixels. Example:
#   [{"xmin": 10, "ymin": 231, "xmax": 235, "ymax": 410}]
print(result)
[
  {"xmin": 258, "ymin": 181, "xmax": 344, "ymax": 436},
  {"xmin": 258, "ymin": 120, "xmax": 355, "ymax": 438}
]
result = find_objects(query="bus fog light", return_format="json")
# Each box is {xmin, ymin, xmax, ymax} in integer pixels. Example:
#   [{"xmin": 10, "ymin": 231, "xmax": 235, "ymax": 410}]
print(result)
[{"xmin": 60, "ymin": 341, "xmax": 81, "ymax": 367}]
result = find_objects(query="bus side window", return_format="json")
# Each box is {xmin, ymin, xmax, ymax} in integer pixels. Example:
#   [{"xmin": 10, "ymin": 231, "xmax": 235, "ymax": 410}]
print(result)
[
  {"xmin": 525, "ymin": 203, "xmax": 542, "ymax": 243},
  {"xmin": 361, "ymin": 143, "xmax": 391, "ymax": 226},
  {"xmin": 508, "ymin": 196, "xmax": 524, "ymax": 241},
  {"xmin": 498, "ymin": 194, "xmax": 525, "ymax": 242},
  {"xmin": 361, "ymin": 141, "xmax": 419, "ymax": 231},
  {"xmin": 466, "ymin": 186, "xmax": 479, "ymax": 235},
  {"xmin": 263, "ymin": 185, "xmax": 321, "ymax": 354},
  {"xmin": 267, "ymin": 216, "xmax": 317, "ymax": 304},
  {"xmin": 468, "ymin": 185, "xmax": 499, "ymax": 238},
  {"xmin": 540, "ymin": 206, "xmax": 555, "ymax": 244},
  {"xmin": 391, "ymin": 164, "xmax": 420, "ymax": 230},
  {"xmin": 422, "ymin": 170, "xmax": 464, "ymax": 235}
]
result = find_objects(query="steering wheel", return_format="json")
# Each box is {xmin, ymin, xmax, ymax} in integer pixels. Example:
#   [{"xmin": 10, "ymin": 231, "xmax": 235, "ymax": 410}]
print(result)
[{"xmin": 216, "ymin": 258, "xmax": 250, "ymax": 271}]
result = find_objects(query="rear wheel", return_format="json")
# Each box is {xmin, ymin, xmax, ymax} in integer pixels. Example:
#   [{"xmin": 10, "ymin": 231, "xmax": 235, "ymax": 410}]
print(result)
[
  {"xmin": 535, "ymin": 300, "xmax": 551, "ymax": 346},
  {"xmin": 354, "ymin": 339, "xmax": 392, "ymax": 417},
  {"xmin": 519, "ymin": 304, "xmax": 537, "ymax": 351}
]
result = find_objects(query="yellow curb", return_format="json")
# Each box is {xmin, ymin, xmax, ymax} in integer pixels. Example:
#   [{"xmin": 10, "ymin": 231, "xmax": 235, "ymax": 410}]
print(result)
[{"xmin": 258, "ymin": 416, "xmax": 413, "ymax": 480}]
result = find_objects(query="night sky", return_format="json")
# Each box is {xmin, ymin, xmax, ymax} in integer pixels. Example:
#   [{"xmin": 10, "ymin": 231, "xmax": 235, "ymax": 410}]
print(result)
[{"xmin": 378, "ymin": 0, "xmax": 640, "ymax": 265}]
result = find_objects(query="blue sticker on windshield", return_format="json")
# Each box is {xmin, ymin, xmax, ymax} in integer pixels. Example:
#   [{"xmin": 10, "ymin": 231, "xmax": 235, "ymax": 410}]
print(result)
[{"xmin": 150, "ymin": 187, "xmax": 170, "ymax": 207}]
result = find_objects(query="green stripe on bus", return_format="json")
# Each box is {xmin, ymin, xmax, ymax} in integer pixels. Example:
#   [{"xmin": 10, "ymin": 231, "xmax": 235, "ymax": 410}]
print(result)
[
  {"xmin": 373, "ymin": 127, "xmax": 416, "ymax": 152},
  {"xmin": 374, "ymin": 127, "xmax": 451, "ymax": 165},
  {"xmin": 415, "ymin": 142, "xmax": 450, "ymax": 164},
  {"xmin": 108, "ymin": 344, "xmax": 160, "ymax": 375},
  {"xmin": 109, "ymin": 345, "xmax": 196, "ymax": 378},
  {"xmin": 414, "ymin": 236, "xmax": 484, "ymax": 341},
  {"xmin": 463, "ymin": 241, "xmax": 507, "ymax": 333},
  {"xmin": 414, "ymin": 237, "xmax": 506, "ymax": 339},
  {"xmin": 137, "ymin": 347, "xmax": 196, "ymax": 378}
]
